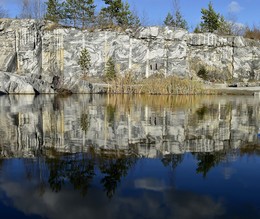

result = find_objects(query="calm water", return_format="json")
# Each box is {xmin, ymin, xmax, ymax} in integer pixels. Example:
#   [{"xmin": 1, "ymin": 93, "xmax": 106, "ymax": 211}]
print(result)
[{"xmin": 0, "ymin": 94, "xmax": 260, "ymax": 219}]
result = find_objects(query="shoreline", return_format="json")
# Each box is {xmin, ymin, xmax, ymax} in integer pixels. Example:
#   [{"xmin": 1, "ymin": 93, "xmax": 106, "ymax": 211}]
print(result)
[{"xmin": 207, "ymin": 84, "xmax": 260, "ymax": 95}]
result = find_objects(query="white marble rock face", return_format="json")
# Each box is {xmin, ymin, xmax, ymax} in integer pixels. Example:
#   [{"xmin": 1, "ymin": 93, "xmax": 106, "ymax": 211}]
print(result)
[{"xmin": 0, "ymin": 19, "xmax": 259, "ymax": 93}]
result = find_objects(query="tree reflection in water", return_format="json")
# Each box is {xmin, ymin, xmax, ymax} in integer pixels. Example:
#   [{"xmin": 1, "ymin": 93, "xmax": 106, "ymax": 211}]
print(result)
[
  {"xmin": 43, "ymin": 150, "xmax": 137, "ymax": 198},
  {"xmin": 98, "ymin": 153, "xmax": 137, "ymax": 198},
  {"xmin": 161, "ymin": 154, "xmax": 184, "ymax": 169},
  {"xmin": 5, "ymin": 141, "xmax": 260, "ymax": 200},
  {"xmin": 193, "ymin": 151, "xmax": 228, "ymax": 178}
]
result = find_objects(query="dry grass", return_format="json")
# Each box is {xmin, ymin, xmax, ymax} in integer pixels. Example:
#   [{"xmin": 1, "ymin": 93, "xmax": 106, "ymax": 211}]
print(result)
[
  {"xmin": 140, "ymin": 75, "xmax": 205, "ymax": 95},
  {"xmin": 108, "ymin": 71, "xmax": 136, "ymax": 93},
  {"xmin": 108, "ymin": 73, "xmax": 209, "ymax": 95},
  {"xmin": 244, "ymin": 26, "xmax": 260, "ymax": 40},
  {"xmin": 44, "ymin": 22, "xmax": 60, "ymax": 31}
]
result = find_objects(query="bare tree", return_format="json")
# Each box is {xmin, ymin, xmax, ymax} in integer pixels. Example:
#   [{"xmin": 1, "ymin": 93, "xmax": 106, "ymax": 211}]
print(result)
[
  {"xmin": 20, "ymin": 0, "xmax": 46, "ymax": 19},
  {"xmin": 20, "ymin": 0, "xmax": 33, "ymax": 18},
  {"xmin": 0, "ymin": 5, "xmax": 9, "ymax": 18},
  {"xmin": 140, "ymin": 10, "xmax": 150, "ymax": 26},
  {"xmin": 32, "ymin": 0, "xmax": 45, "ymax": 19},
  {"xmin": 226, "ymin": 13, "xmax": 246, "ymax": 36},
  {"xmin": 172, "ymin": 0, "xmax": 180, "ymax": 18}
]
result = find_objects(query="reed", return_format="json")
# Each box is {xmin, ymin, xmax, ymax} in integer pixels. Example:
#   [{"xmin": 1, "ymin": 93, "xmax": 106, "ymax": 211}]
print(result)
[{"xmin": 108, "ymin": 73, "xmax": 210, "ymax": 95}]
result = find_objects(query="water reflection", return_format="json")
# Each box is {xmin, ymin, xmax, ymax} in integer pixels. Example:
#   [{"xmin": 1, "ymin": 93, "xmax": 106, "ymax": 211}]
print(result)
[
  {"xmin": 0, "ymin": 94, "xmax": 260, "ymax": 218},
  {"xmin": 1, "ymin": 94, "xmax": 259, "ymax": 157}
]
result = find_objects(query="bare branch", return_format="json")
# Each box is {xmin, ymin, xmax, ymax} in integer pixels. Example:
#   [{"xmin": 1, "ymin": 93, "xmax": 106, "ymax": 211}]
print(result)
[{"xmin": 0, "ymin": 5, "xmax": 9, "ymax": 18}]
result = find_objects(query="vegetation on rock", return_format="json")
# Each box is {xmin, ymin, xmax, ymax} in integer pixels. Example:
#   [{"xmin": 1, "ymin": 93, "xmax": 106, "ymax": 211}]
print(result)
[
  {"xmin": 105, "ymin": 57, "xmax": 117, "ymax": 82},
  {"xmin": 100, "ymin": 0, "xmax": 140, "ymax": 28},
  {"xmin": 78, "ymin": 48, "xmax": 91, "ymax": 75},
  {"xmin": 45, "ymin": 0, "xmax": 61, "ymax": 23},
  {"xmin": 61, "ymin": 0, "xmax": 96, "ymax": 28},
  {"xmin": 244, "ymin": 26, "xmax": 260, "ymax": 40},
  {"xmin": 194, "ymin": 1, "xmax": 234, "ymax": 36},
  {"xmin": 163, "ymin": 0, "xmax": 188, "ymax": 30},
  {"xmin": 200, "ymin": 1, "xmax": 220, "ymax": 33}
]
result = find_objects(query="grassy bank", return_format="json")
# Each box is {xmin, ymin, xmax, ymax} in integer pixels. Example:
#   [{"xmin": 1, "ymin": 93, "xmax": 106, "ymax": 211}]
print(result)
[{"xmin": 107, "ymin": 75, "xmax": 212, "ymax": 95}]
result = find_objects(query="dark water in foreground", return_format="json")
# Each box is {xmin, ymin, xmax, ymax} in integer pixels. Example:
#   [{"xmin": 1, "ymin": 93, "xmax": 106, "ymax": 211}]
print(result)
[{"xmin": 0, "ymin": 94, "xmax": 260, "ymax": 219}]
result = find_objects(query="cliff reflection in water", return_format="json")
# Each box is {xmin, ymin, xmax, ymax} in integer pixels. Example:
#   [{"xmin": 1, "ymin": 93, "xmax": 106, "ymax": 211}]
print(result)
[{"xmin": 0, "ymin": 94, "xmax": 259, "ymax": 157}]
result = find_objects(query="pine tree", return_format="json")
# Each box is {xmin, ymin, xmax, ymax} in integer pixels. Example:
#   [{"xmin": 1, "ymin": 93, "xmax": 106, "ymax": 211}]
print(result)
[
  {"xmin": 62, "ymin": 0, "xmax": 78, "ymax": 27},
  {"xmin": 164, "ymin": 12, "xmax": 174, "ymax": 26},
  {"xmin": 105, "ymin": 57, "xmax": 116, "ymax": 81},
  {"xmin": 217, "ymin": 15, "xmax": 232, "ymax": 35},
  {"xmin": 175, "ymin": 11, "xmax": 188, "ymax": 30},
  {"xmin": 101, "ymin": 0, "xmax": 139, "ymax": 28},
  {"xmin": 45, "ymin": 0, "xmax": 61, "ymax": 23},
  {"xmin": 127, "ymin": 6, "xmax": 141, "ymax": 29},
  {"xmin": 101, "ymin": 0, "xmax": 124, "ymax": 26},
  {"xmin": 117, "ymin": 2, "xmax": 140, "ymax": 27},
  {"xmin": 200, "ymin": 1, "xmax": 220, "ymax": 33},
  {"xmin": 77, "ymin": 0, "xmax": 96, "ymax": 29},
  {"xmin": 78, "ymin": 48, "xmax": 91, "ymax": 75},
  {"xmin": 193, "ymin": 24, "xmax": 202, "ymax": 33},
  {"xmin": 164, "ymin": 11, "xmax": 188, "ymax": 30}
]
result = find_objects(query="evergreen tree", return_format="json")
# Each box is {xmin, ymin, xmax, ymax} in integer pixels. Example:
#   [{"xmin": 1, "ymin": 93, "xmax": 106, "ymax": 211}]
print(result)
[
  {"xmin": 101, "ymin": 0, "xmax": 139, "ymax": 28},
  {"xmin": 217, "ymin": 15, "xmax": 232, "ymax": 35},
  {"xmin": 102, "ymin": 0, "xmax": 123, "ymax": 23},
  {"xmin": 45, "ymin": 0, "xmax": 61, "ymax": 23},
  {"xmin": 119, "ymin": 2, "xmax": 140, "ymax": 28},
  {"xmin": 62, "ymin": 0, "xmax": 78, "ymax": 27},
  {"xmin": 105, "ymin": 57, "xmax": 116, "ymax": 81},
  {"xmin": 127, "ymin": 6, "xmax": 141, "ymax": 29},
  {"xmin": 193, "ymin": 24, "xmax": 202, "ymax": 33},
  {"xmin": 78, "ymin": 48, "xmax": 91, "ymax": 75},
  {"xmin": 200, "ymin": 1, "xmax": 220, "ymax": 33},
  {"xmin": 164, "ymin": 12, "xmax": 174, "ymax": 26},
  {"xmin": 164, "ymin": 11, "xmax": 188, "ymax": 30},
  {"xmin": 77, "ymin": 0, "xmax": 96, "ymax": 29},
  {"xmin": 62, "ymin": 0, "xmax": 96, "ymax": 28},
  {"xmin": 175, "ymin": 11, "xmax": 188, "ymax": 30}
]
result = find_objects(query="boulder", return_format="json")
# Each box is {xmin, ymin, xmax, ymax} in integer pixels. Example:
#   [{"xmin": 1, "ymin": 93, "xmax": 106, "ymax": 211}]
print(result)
[
  {"xmin": 0, "ymin": 71, "xmax": 35, "ymax": 94},
  {"xmin": 25, "ymin": 74, "xmax": 55, "ymax": 94}
]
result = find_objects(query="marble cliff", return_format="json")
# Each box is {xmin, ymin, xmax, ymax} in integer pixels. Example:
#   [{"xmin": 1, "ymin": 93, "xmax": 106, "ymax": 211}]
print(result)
[{"xmin": 0, "ymin": 19, "xmax": 260, "ymax": 94}]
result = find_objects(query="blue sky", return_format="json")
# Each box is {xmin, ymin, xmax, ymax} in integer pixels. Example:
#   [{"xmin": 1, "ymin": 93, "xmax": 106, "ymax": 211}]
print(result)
[{"xmin": 1, "ymin": 0, "xmax": 259, "ymax": 29}]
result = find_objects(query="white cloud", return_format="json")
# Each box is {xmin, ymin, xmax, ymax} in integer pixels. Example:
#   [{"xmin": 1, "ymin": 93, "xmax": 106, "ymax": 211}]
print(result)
[{"xmin": 228, "ymin": 1, "xmax": 243, "ymax": 13}]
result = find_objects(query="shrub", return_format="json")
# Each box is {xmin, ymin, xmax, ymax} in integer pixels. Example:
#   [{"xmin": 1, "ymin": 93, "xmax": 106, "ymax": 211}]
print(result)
[
  {"xmin": 244, "ymin": 26, "xmax": 260, "ymax": 40},
  {"xmin": 197, "ymin": 66, "xmax": 209, "ymax": 80}
]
